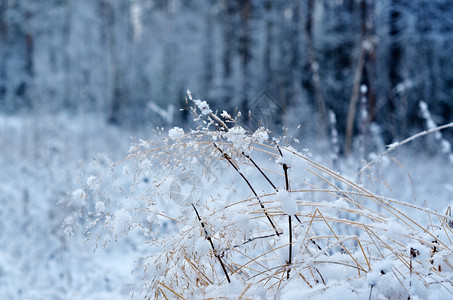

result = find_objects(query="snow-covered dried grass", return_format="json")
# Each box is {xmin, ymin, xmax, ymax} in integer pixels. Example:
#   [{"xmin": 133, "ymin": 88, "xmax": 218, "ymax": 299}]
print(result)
[{"xmin": 69, "ymin": 94, "xmax": 453, "ymax": 299}]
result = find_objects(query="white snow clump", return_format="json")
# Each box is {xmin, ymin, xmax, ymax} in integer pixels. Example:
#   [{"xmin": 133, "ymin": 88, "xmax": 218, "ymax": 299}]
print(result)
[
  {"xmin": 276, "ymin": 190, "xmax": 298, "ymax": 215},
  {"xmin": 193, "ymin": 99, "xmax": 212, "ymax": 115},
  {"xmin": 252, "ymin": 127, "xmax": 269, "ymax": 143},
  {"xmin": 86, "ymin": 175, "xmax": 100, "ymax": 191},
  {"xmin": 168, "ymin": 126, "xmax": 184, "ymax": 140},
  {"xmin": 227, "ymin": 126, "xmax": 246, "ymax": 143},
  {"xmin": 112, "ymin": 209, "xmax": 133, "ymax": 236},
  {"xmin": 220, "ymin": 110, "xmax": 232, "ymax": 119},
  {"xmin": 277, "ymin": 155, "xmax": 292, "ymax": 168}
]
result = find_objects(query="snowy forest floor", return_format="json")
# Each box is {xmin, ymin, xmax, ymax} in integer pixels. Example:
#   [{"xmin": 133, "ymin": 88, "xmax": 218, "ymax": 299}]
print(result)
[
  {"xmin": 0, "ymin": 113, "xmax": 140, "ymax": 299},
  {"xmin": 1, "ymin": 112, "xmax": 452, "ymax": 299}
]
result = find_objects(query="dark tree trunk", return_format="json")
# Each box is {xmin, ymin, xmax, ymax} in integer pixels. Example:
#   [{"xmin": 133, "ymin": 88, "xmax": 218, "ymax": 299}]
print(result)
[
  {"xmin": 239, "ymin": 0, "xmax": 251, "ymax": 115},
  {"xmin": 263, "ymin": 0, "xmax": 273, "ymax": 94},
  {"xmin": 102, "ymin": 0, "xmax": 127, "ymax": 125},
  {"xmin": 362, "ymin": 0, "xmax": 377, "ymax": 123},
  {"xmin": 63, "ymin": 0, "xmax": 73, "ymax": 111},
  {"xmin": 345, "ymin": 0, "xmax": 376, "ymax": 155},
  {"xmin": 222, "ymin": 1, "xmax": 235, "ymax": 98},
  {"xmin": 0, "ymin": 1, "xmax": 7, "ymax": 106},
  {"xmin": 288, "ymin": 1, "xmax": 301, "ymax": 111},
  {"xmin": 387, "ymin": 0, "xmax": 404, "ymax": 139},
  {"xmin": 203, "ymin": 1, "xmax": 214, "ymax": 94},
  {"xmin": 305, "ymin": 0, "xmax": 327, "ymax": 138},
  {"xmin": 17, "ymin": 0, "xmax": 33, "ymax": 110}
]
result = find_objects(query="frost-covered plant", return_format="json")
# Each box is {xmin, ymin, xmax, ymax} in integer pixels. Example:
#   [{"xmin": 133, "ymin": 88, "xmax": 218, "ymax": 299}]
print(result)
[
  {"xmin": 66, "ymin": 92, "xmax": 453, "ymax": 299},
  {"xmin": 419, "ymin": 100, "xmax": 453, "ymax": 165}
]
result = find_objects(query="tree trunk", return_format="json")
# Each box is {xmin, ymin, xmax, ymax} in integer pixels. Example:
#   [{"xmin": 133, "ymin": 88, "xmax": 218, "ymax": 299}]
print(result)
[
  {"xmin": 263, "ymin": 0, "xmax": 273, "ymax": 94},
  {"xmin": 386, "ymin": 0, "xmax": 404, "ymax": 139},
  {"xmin": 288, "ymin": 1, "xmax": 301, "ymax": 111},
  {"xmin": 239, "ymin": 0, "xmax": 251, "ymax": 115},
  {"xmin": 102, "ymin": 0, "xmax": 127, "ymax": 125},
  {"xmin": 305, "ymin": 0, "xmax": 327, "ymax": 139},
  {"xmin": 203, "ymin": 0, "xmax": 214, "ymax": 94},
  {"xmin": 63, "ymin": 0, "xmax": 73, "ymax": 111},
  {"xmin": 345, "ymin": 0, "xmax": 375, "ymax": 155},
  {"xmin": 0, "ymin": 1, "xmax": 7, "ymax": 106},
  {"xmin": 222, "ymin": 1, "xmax": 234, "ymax": 105}
]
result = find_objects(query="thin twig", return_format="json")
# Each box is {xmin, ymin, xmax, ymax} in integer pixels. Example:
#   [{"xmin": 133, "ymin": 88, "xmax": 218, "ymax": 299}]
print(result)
[
  {"xmin": 277, "ymin": 146, "xmax": 302, "ymax": 225},
  {"xmin": 278, "ymin": 145, "xmax": 294, "ymax": 280},
  {"xmin": 191, "ymin": 203, "xmax": 231, "ymax": 283},
  {"xmin": 314, "ymin": 208, "xmax": 366, "ymax": 273},
  {"xmin": 368, "ymin": 285, "xmax": 374, "ymax": 300},
  {"xmin": 242, "ymin": 151, "xmax": 278, "ymax": 190},
  {"xmin": 219, "ymin": 233, "xmax": 279, "ymax": 257},
  {"xmin": 214, "ymin": 143, "xmax": 280, "ymax": 236},
  {"xmin": 359, "ymin": 122, "xmax": 453, "ymax": 174},
  {"xmin": 299, "ymin": 273, "xmax": 313, "ymax": 288},
  {"xmin": 209, "ymin": 112, "xmax": 229, "ymax": 131},
  {"xmin": 238, "ymin": 283, "xmax": 252, "ymax": 300},
  {"xmin": 283, "ymin": 164, "xmax": 289, "ymax": 191},
  {"xmin": 287, "ymin": 215, "xmax": 292, "ymax": 279},
  {"xmin": 158, "ymin": 282, "xmax": 186, "ymax": 300},
  {"xmin": 315, "ymin": 267, "xmax": 326, "ymax": 285}
]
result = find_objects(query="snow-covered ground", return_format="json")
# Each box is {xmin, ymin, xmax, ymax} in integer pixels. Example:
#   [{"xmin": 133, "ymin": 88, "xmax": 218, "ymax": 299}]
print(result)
[
  {"xmin": 1, "ymin": 110, "xmax": 453, "ymax": 299},
  {"xmin": 0, "ymin": 113, "xmax": 140, "ymax": 299}
]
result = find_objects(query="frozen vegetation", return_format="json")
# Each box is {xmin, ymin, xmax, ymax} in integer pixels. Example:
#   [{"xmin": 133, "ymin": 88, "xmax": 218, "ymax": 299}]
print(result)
[
  {"xmin": 3, "ymin": 95, "xmax": 448, "ymax": 299},
  {"xmin": 2, "ymin": 2, "xmax": 453, "ymax": 298}
]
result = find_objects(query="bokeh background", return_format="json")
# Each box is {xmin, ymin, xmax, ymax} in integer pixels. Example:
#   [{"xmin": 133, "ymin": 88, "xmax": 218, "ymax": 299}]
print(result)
[
  {"xmin": 2, "ymin": 0, "xmax": 453, "ymax": 140},
  {"xmin": 1, "ymin": 0, "xmax": 453, "ymax": 298}
]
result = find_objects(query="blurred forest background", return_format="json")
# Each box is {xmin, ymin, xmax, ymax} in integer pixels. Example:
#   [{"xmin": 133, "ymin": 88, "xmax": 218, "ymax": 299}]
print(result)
[
  {"xmin": 1, "ymin": 1, "xmax": 453, "ymax": 298},
  {"xmin": 2, "ymin": 0, "xmax": 453, "ymax": 150}
]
